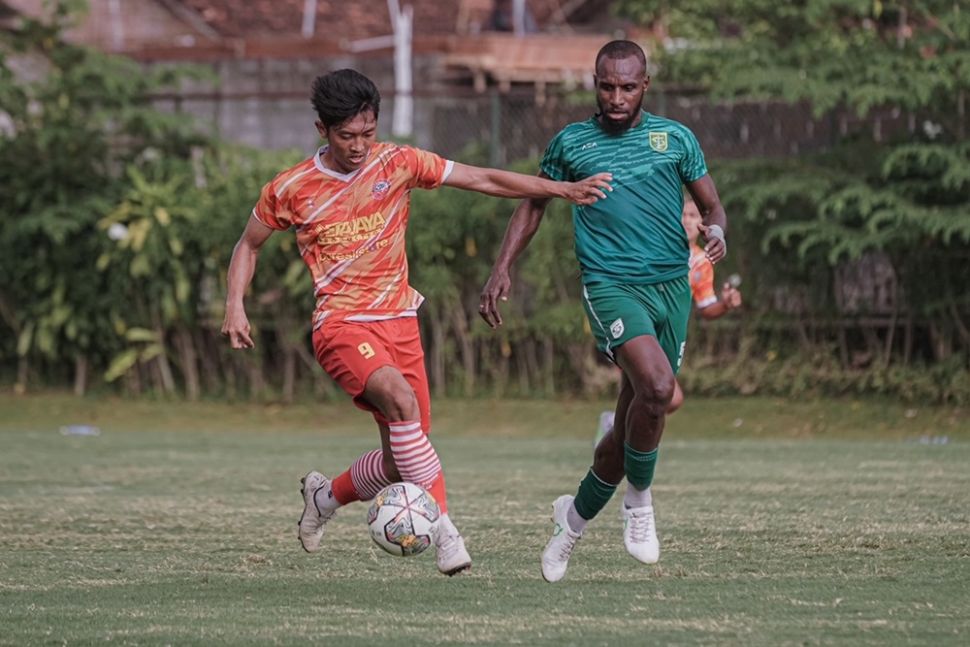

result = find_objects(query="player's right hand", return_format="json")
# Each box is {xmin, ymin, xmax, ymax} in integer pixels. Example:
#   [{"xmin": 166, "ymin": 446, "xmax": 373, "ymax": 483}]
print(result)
[
  {"xmin": 222, "ymin": 307, "xmax": 255, "ymax": 349},
  {"xmin": 565, "ymin": 172, "xmax": 613, "ymax": 205},
  {"xmin": 479, "ymin": 268, "xmax": 511, "ymax": 328}
]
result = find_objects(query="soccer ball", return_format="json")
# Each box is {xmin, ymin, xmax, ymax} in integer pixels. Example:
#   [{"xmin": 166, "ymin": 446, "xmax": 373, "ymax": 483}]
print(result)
[{"xmin": 367, "ymin": 482, "xmax": 440, "ymax": 556}]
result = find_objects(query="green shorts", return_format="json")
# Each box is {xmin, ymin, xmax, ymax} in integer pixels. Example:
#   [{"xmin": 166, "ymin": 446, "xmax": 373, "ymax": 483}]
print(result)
[{"xmin": 581, "ymin": 275, "xmax": 691, "ymax": 374}]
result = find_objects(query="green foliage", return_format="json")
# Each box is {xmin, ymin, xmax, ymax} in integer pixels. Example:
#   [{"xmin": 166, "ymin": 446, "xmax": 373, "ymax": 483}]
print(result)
[
  {"xmin": 0, "ymin": 1, "xmax": 203, "ymax": 386},
  {"xmin": 681, "ymin": 338, "xmax": 970, "ymax": 405},
  {"xmin": 618, "ymin": 0, "xmax": 969, "ymax": 118},
  {"xmin": 1, "ymin": 0, "xmax": 966, "ymax": 402}
]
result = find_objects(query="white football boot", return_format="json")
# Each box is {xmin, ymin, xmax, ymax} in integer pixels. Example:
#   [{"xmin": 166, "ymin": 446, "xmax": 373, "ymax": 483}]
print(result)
[
  {"xmin": 541, "ymin": 495, "xmax": 582, "ymax": 583},
  {"xmin": 434, "ymin": 515, "xmax": 472, "ymax": 576},
  {"xmin": 622, "ymin": 504, "xmax": 660, "ymax": 564},
  {"xmin": 298, "ymin": 471, "xmax": 336, "ymax": 553}
]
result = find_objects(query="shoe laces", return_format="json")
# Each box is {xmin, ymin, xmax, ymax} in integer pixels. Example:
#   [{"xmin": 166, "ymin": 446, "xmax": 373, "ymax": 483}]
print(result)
[
  {"xmin": 627, "ymin": 510, "xmax": 653, "ymax": 543},
  {"xmin": 555, "ymin": 529, "xmax": 580, "ymax": 561},
  {"xmin": 437, "ymin": 531, "xmax": 461, "ymax": 558}
]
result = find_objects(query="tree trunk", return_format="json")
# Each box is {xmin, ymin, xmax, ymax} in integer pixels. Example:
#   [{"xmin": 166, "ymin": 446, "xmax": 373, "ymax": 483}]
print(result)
[
  {"xmin": 176, "ymin": 326, "xmax": 200, "ymax": 401},
  {"xmin": 294, "ymin": 343, "xmax": 334, "ymax": 399},
  {"xmin": 248, "ymin": 354, "xmax": 265, "ymax": 400},
  {"xmin": 542, "ymin": 338, "xmax": 556, "ymax": 396},
  {"xmin": 523, "ymin": 339, "xmax": 540, "ymax": 393},
  {"xmin": 428, "ymin": 310, "xmax": 446, "ymax": 398},
  {"xmin": 515, "ymin": 342, "xmax": 530, "ymax": 395},
  {"xmin": 151, "ymin": 318, "xmax": 176, "ymax": 395},
  {"xmin": 837, "ymin": 325, "xmax": 850, "ymax": 368},
  {"xmin": 450, "ymin": 304, "xmax": 475, "ymax": 396},
  {"xmin": 282, "ymin": 346, "xmax": 296, "ymax": 403},
  {"xmin": 903, "ymin": 316, "xmax": 914, "ymax": 366},
  {"xmin": 196, "ymin": 328, "xmax": 222, "ymax": 394},
  {"xmin": 15, "ymin": 355, "xmax": 28, "ymax": 394},
  {"xmin": 73, "ymin": 354, "xmax": 88, "ymax": 396}
]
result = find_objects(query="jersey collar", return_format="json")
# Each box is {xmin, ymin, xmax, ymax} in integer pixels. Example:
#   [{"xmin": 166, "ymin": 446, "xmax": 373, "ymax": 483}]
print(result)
[{"xmin": 314, "ymin": 146, "xmax": 364, "ymax": 182}]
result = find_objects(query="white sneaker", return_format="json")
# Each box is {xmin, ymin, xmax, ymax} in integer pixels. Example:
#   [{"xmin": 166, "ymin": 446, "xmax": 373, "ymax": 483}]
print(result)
[
  {"xmin": 298, "ymin": 471, "xmax": 335, "ymax": 553},
  {"xmin": 435, "ymin": 524, "xmax": 472, "ymax": 576},
  {"xmin": 622, "ymin": 505, "xmax": 659, "ymax": 564},
  {"xmin": 541, "ymin": 495, "xmax": 582, "ymax": 583}
]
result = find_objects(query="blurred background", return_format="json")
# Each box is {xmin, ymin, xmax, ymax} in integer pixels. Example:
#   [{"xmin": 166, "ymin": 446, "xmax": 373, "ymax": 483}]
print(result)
[{"xmin": 1, "ymin": 0, "xmax": 967, "ymax": 404}]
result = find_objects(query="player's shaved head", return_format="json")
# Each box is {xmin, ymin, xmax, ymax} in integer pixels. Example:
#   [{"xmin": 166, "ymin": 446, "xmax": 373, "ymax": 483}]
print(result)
[
  {"xmin": 311, "ymin": 69, "xmax": 381, "ymax": 130},
  {"xmin": 595, "ymin": 40, "xmax": 647, "ymax": 77}
]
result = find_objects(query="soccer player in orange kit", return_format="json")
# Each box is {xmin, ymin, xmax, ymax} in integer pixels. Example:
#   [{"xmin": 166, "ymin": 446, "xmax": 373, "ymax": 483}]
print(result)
[{"xmin": 221, "ymin": 69, "xmax": 612, "ymax": 575}]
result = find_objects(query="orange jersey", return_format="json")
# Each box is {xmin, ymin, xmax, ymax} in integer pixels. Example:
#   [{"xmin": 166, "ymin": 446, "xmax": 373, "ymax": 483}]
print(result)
[
  {"xmin": 252, "ymin": 143, "xmax": 453, "ymax": 329},
  {"xmin": 688, "ymin": 243, "xmax": 717, "ymax": 309}
]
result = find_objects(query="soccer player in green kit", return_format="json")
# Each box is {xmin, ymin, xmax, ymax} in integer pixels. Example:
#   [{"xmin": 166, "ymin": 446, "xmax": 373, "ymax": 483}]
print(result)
[{"xmin": 479, "ymin": 40, "xmax": 728, "ymax": 582}]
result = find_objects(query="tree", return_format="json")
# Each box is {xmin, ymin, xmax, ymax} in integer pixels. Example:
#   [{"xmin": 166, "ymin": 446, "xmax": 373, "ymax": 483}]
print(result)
[{"xmin": 0, "ymin": 0, "xmax": 202, "ymax": 393}]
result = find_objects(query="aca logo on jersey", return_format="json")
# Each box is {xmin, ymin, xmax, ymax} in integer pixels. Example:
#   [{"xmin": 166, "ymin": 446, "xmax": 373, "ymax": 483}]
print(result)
[
  {"xmin": 648, "ymin": 131, "xmax": 669, "ymax": 152},
  {"xmin": 372, "ymin": 180, "xmax": 391, "ymax": 200}
]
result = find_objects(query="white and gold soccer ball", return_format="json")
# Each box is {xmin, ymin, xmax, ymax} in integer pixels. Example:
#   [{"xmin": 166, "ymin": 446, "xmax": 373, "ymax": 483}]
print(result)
[{"xmin": 367, "ymin": 482, "xmax": 440, "ymax": 556}]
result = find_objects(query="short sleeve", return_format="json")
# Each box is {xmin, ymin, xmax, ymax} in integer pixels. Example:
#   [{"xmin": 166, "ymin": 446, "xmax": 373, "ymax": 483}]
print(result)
[
  {"xmin": 251, "ymin": 179, "xmax": 291, "ymax": 231},
  {"xmin": 402, "ymin": 146, "xmax": 451, "ymax": 190},
  {"xmin": 539, "ymin": 130, "xmax": 571, "ymax": 182},
  {"xmin": 690, "ymin": 256, "xmax": 717, "ymax": 308},
  {"xmin": 677, "ymin": 126, "xmax": 708, "ymax": 184}
]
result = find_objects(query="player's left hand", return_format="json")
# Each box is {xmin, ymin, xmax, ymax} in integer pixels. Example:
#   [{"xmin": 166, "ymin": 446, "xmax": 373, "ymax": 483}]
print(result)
[
  {"xmin": 698, "ymin": 222, "xmax": 726, "ymax": 264},
  {"xmin": 564, "ymin": 172, "xmax": 613, "ymax": 205},
  {"xmin": 479, "ymin": 268, "xmax": 511, "ymax": 328}
]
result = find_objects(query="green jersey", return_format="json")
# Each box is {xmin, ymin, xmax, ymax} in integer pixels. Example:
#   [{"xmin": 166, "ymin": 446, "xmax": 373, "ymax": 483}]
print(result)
[{"xmin": 540, "ymin": 111, "xmax": 708, "ymax": 285}]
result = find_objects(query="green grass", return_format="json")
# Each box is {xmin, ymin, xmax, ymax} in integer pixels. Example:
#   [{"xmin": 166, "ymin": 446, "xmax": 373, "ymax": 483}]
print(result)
[{"xmin": 1, "ymin": 394, "xmax": 968, "ymax": 645}]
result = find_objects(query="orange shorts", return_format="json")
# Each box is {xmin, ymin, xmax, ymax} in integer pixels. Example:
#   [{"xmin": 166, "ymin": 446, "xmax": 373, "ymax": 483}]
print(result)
[{"xmin": 312, "ymin": 317, "xmax": 431, "ymax": 432}]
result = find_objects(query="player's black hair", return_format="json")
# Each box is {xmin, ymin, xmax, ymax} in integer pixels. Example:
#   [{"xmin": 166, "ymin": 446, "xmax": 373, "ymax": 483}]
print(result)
[
  {"xmin": 595, "ymin": 40, "xmax": 647, "ymax": 75},
  {"xmin": 310, "ymin": 69, "xmax": 381, "ymax": 130}
]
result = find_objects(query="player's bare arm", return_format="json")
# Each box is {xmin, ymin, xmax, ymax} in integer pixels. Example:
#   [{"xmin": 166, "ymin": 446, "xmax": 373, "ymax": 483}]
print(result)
[
  {"xmin": 686, "ymin": 175, "xmax": 728, "ymax": 264},
  {"xmin": 479, "ymin": 175, "xmax": 554, "ymax": 328},
  {"xmin": 698, "ymin": 283, "xmax": 742, "ymax": 320},
  {"xmin": 444, "ymin": 163, "xmax": 612, "ymax": 205},
  {"xmin": 222, "ymin": 215, "xmax": 275, "ymax": 349}
]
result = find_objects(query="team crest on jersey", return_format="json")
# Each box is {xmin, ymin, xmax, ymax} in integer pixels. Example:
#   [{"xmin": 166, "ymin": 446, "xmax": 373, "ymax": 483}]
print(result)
[
  {"xmin": 610, "ymin": 318, "xmax": 625, "ymax": 339},
  {"xmin": 372, "ymin": 180, "xmax": 391, "ymax": 199},
  {"xmin": 648, "ymin": 131, "xmax": 669, "ymax": 152}
]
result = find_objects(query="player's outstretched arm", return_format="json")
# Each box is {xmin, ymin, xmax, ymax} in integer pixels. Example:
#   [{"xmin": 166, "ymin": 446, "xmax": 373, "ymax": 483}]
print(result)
[
  {"xmin": 222, "ymin": 216, "xmax": 274, "ymax": 349},
  {"xmin": 687, "ymin": 175, "xmax": 728, "ymax": 264},
  {"xmin": 479, "ymin": 179, "xmax": 553, "ymax": 328},
  {"xmin": 698, "ymin": 283, "xmax": 743, "ymax": 320},
  {"xmin": 444, "ymin": 163, "xmax": 612, "ymax": 205}
]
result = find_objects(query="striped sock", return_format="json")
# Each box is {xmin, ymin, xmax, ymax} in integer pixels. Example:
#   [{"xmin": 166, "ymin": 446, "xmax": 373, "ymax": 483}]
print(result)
[
  {"xmin": 350, "ymin": 449, "xmax": 393, "ymax": 501},
  {"xmin": 389, "ymin": 420, "xmax": 448, "ymax": 513},
  {"xmin": 329, "ymin": 449, "xmax": 393, "ymax": 506}
]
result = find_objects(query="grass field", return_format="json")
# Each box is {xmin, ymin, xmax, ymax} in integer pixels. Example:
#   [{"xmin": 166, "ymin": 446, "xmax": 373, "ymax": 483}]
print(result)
[{"xmin": 1, "ymin": 394, "xmax": 968, "ymax": 645}]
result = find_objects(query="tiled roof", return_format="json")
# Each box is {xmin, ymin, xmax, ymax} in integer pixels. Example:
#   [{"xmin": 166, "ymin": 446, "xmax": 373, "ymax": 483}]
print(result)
[{"xmin": 178, "ymin": 0, "xmax": 561, "ymax": 40}]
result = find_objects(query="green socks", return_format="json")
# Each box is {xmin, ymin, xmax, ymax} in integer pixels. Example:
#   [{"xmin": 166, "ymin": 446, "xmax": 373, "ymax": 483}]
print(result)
[
  {"xmin": 573, "ymin": 468, "xmax": 618, "ymax": 521},
  {"xmin": 624, "ymin": 443, "xmax": 658, "ymax": 491}
]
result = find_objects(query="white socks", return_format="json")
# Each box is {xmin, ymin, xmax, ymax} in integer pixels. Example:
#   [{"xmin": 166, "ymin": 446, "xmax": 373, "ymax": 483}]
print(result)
[{"xmin": 624, "ymin": 485, "xmax": 653, "ymax": 510}]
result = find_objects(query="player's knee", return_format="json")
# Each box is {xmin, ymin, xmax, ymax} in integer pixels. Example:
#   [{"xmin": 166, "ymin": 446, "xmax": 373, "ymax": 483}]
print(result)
[
  {"xmin": 384, "ymin": 384, "xmax": 418, "ymax": 421},
  {"xmin": 366, "ymin": 368, "xmax": 419, "ymax": 421},
  {"xmin": 631, "ymin": 374, "xmax": 675, "ymax": 413},
  {"xmin": 667, "ymin": 386, "xmax": 684, "ymax": 414}
]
